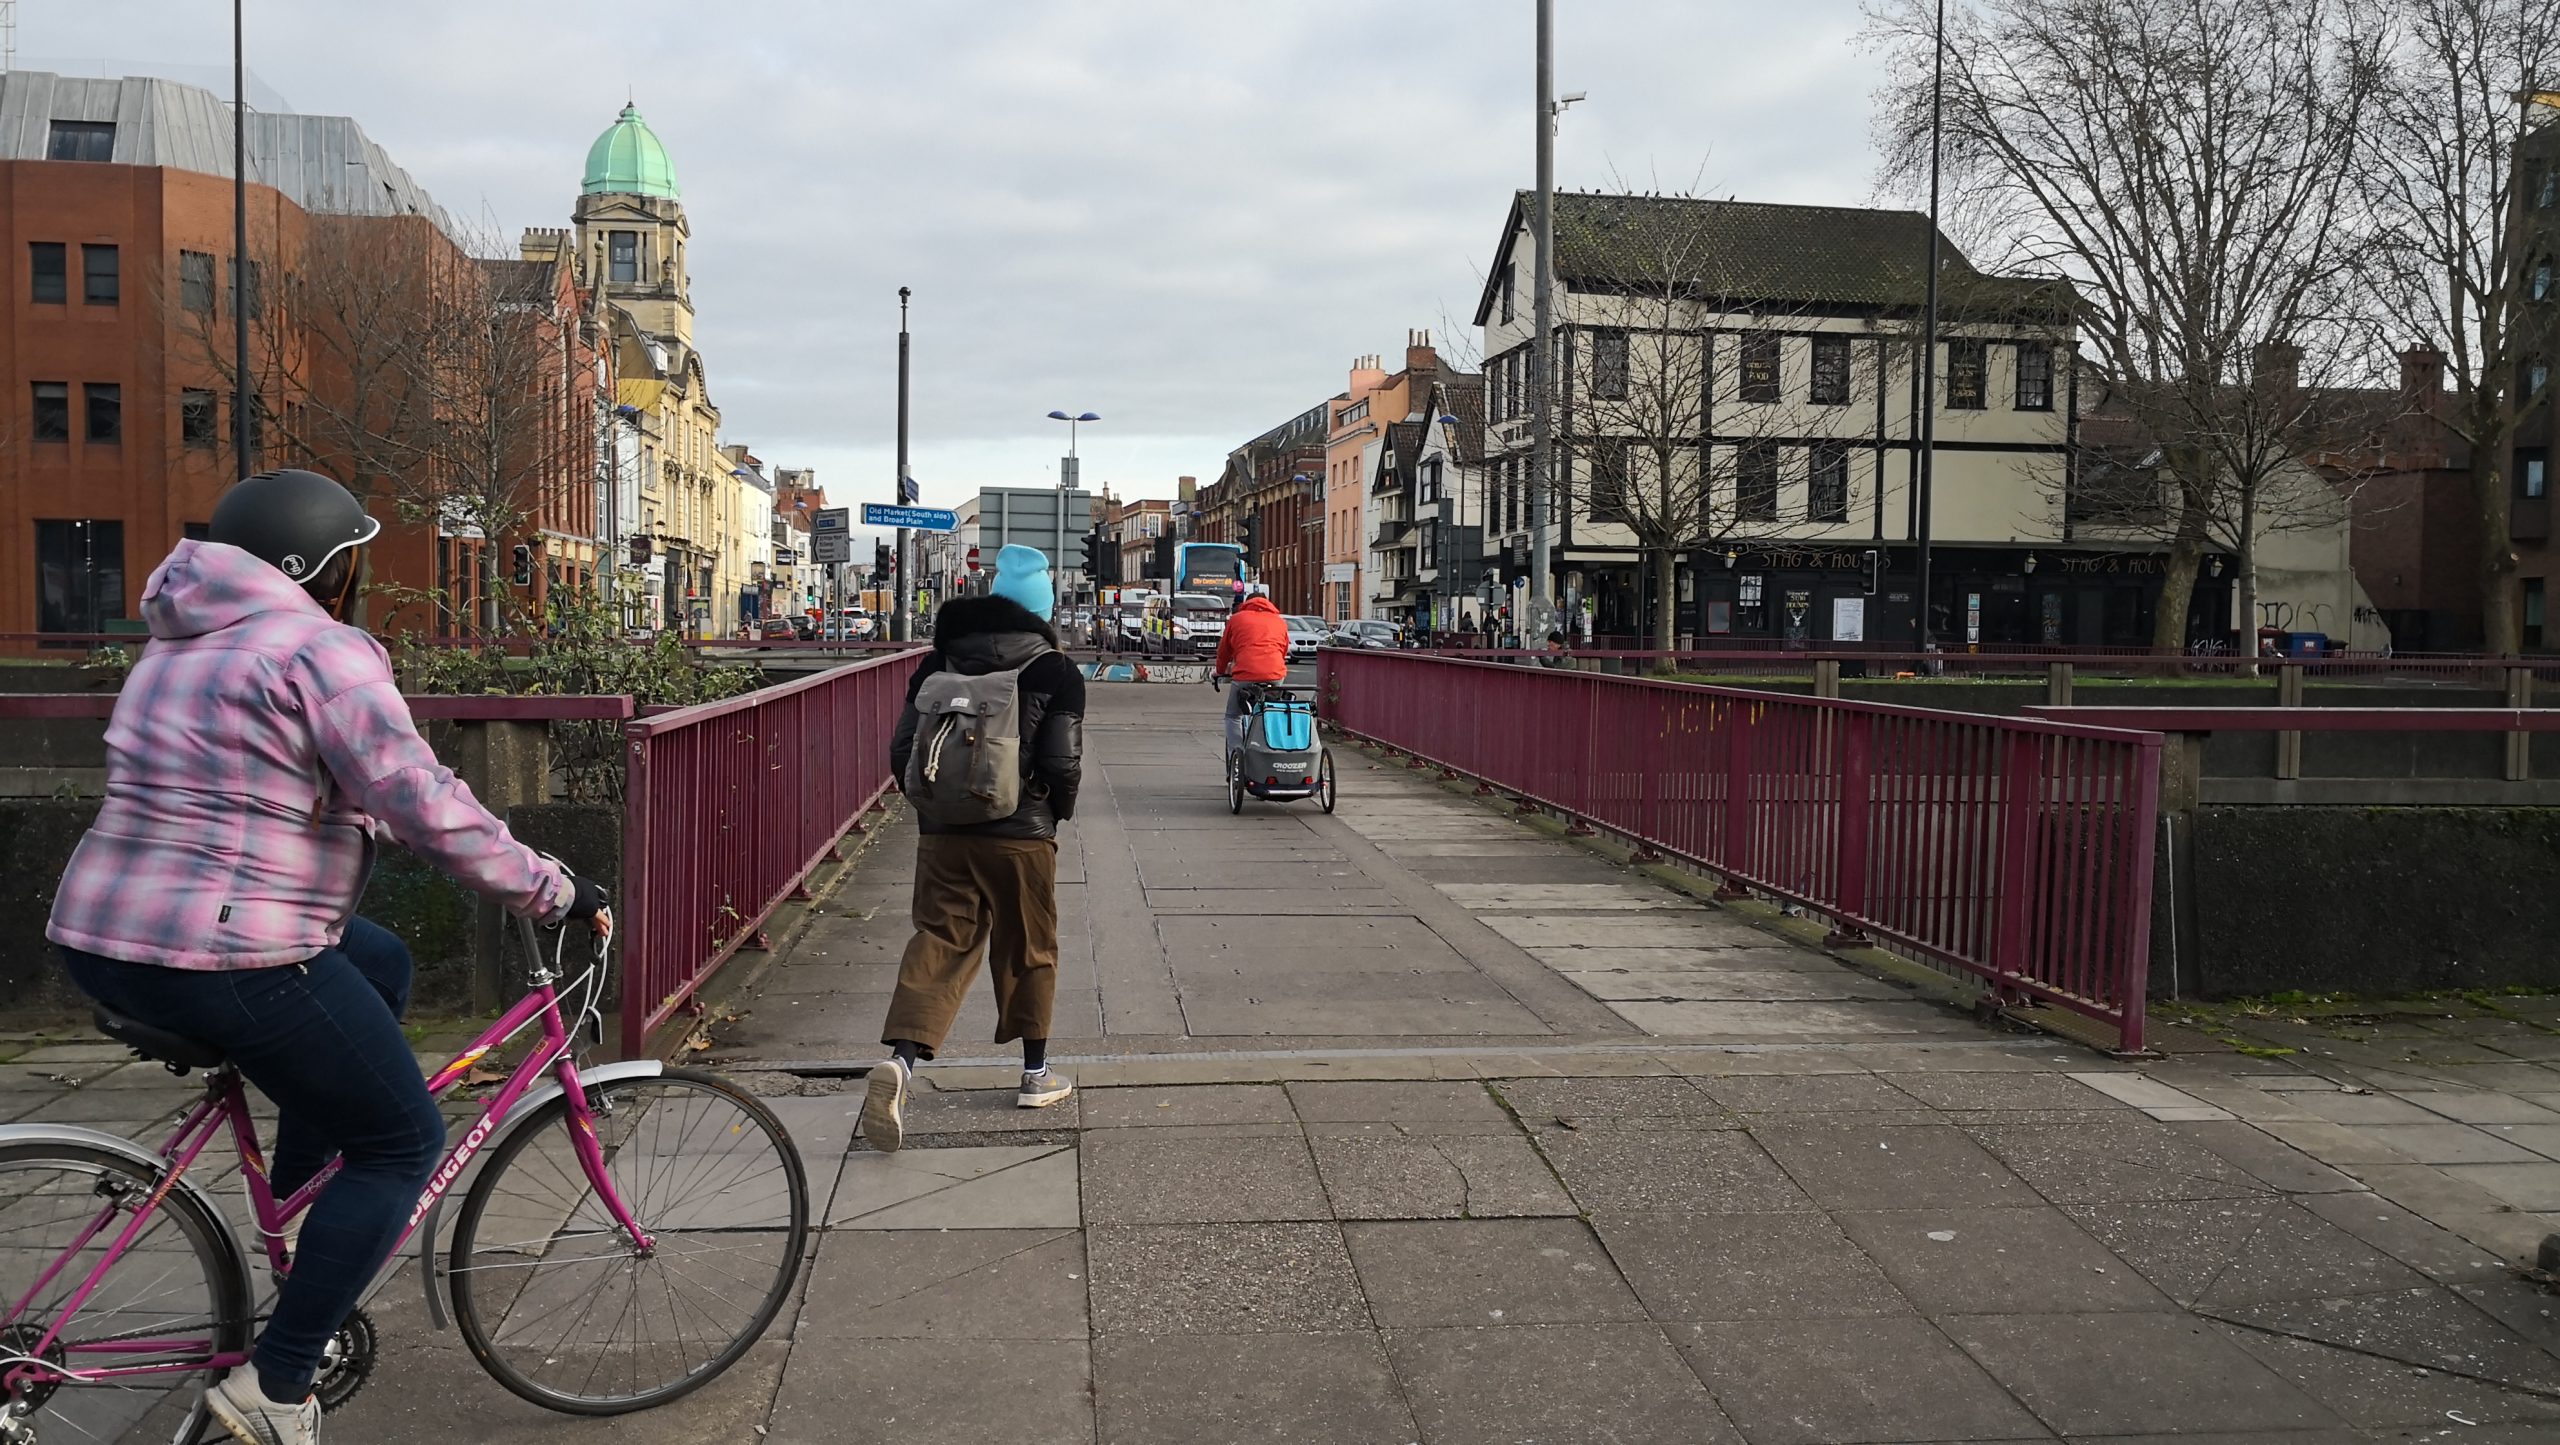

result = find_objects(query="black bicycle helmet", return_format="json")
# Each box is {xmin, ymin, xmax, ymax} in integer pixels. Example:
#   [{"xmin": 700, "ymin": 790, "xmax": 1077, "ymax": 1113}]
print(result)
[{"xmin": 207, "ymin": 469, "xmax": 380, "ymax": 586}]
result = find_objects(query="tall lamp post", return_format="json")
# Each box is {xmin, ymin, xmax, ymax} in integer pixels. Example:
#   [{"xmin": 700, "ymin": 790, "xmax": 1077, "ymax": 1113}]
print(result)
[
  {"xmin": 1046, "ymin": 409, "xmax": 1098, "ymax": 616},
  {"xmin": 1912, "ymin": 0, "xmax": 1948, "ymax": 653},
  {"xmin": 894, "ymin": 287, "xmax": 913, "ymax": 641},
  {"xmin": 231, "ymin": 0, "xmax": 252, "ymax": 483}
]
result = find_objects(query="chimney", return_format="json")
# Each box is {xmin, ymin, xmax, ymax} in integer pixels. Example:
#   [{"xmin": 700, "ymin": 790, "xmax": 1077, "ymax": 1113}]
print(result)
[
  {"xmin": 2399, "ymin": 345, "xmax": 2446, "ymax": 407},
  {"xmin": 1406, "ymin": 328, "xmax": 1437, "ymax": 378},
  {"xmin": 1349, "ymin": 354, "xmax": 1388, "ymax": 397},
  {"xmin": 2252, "ymin": 339, "xmax": 2302, "ymax": 395}
]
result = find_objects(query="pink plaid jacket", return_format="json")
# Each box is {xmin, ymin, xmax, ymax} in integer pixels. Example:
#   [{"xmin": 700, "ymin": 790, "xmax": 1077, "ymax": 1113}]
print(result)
[{"xmin": 48, "ymin": 541, "xmax": 570, "ymax": 970}]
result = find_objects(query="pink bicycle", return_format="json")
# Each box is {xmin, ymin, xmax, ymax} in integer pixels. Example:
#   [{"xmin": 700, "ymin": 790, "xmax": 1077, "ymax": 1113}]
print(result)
[{"xmin": 0, "ymin": 914, "xmax": 810, "ymax": 1443}]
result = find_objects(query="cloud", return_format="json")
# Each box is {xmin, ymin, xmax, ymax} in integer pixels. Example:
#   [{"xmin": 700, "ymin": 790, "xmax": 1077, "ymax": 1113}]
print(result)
[{"xmin": 33, "ymin": 0, "xmax": 1884, "ymax": 506}]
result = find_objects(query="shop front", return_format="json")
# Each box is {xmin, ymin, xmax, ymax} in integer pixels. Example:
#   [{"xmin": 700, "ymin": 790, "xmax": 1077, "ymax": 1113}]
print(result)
[{"xmin": 1679, "ymin": 544, "xmax": 2225, "ymax": 651}]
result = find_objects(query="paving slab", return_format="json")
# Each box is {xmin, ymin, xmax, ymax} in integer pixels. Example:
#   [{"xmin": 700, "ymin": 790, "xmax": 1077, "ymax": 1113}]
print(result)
[
  {"xmin": 1555, "ymin": 966, "xmax": 1910, "ymax": 1003},
  {"xmin": 1285, "ymin": 1078, "xmax": 1508, "ymax": 1124},
  {"xmin": 1943, "ymin": 1311, "xmax": 2349, "ymax": 1437},
  {"xmin": 1077, "ymin": 1083, "xmax": 1294, "ymax": 1128},
  {"xmin": 1676, "ymin": 1316, "xmax": 2053, "ymax": 1445},
  {"xmin": 1962, "ymin": 1119, "xmax": 2273, "ymax": 1205},
  {"xmin": 765, "ymin": 1336, "xmax": 1093, "ymax": 1445},
  {"xmin": 1595, "ymin": 1210, "xmax": 1910, "ymax": 1321},
  {"xmin": 1083, "ymin": 1222, "xmax": 1367, "ymax": 1335},
  {"xmin": 1383, "ymin": 1323, "xmax": 1744, "ymax": 1445},
  {"xmin": 1880, "ymin": 1070, "xmax": 2133, "ymax": 1113},
  {"xmin": 2218, "ymin": 1326, "xmax": 2560, "ymax": 1432},
  {"xmin": 2203, "ymin": 1286, "xmax": 2560, "ymax": 1393},
  {"xmin": 1092, "ymin": 1331, "xmax": 1417, "ymax": 1445},
  {"xmin": 797, "ymin": 1228, "xmax": 1086, "ymax": 1342},
  {"xmin": 831, "ymin": 1144, "xmax": 1080, "ymax": 1228},
  {"xmin": 1694, "ymin": 1070, "xmax": 1928, "ymax": 1114},
  {"xmin": 1079, "ymin": 1130, "xmax": 1329, "ymax": 1224},
  {"xmin": 1606, "ymin": 998, "xmax": 1975, "ymax": 1037},
  {"xmin": 1837, "ymin": 1205, "xmax": 2174, "ymax": 1315},
  {"xmin": 1491, "ymin": 1075, "xmax": 1730, "ymax": 1128},
  {"xmin": 1753, "ymin": 1120, "xmax": 2039, "ymax": 1211},
  {"xmin": 1346, "ymin": 1217, "xmax": 1645, "ymax": 1328},
  {"xmin": 1538, "ymin": 1127, "xmax": 1814, "ymax": 1214},
  {"xmin": 1307, "ymin": 1122, "xmax": 1576, "ymax": 1219}
]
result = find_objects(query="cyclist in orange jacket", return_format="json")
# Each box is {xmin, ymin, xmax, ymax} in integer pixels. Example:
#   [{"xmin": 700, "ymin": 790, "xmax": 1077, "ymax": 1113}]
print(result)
[{"xmin": 1213, "ymin": 594, "xmax": 1292, "ymax": 756}]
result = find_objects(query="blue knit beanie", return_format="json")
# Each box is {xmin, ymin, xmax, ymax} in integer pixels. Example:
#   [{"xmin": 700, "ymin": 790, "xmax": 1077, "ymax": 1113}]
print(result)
[{"xmin": 988, "ymin": 544, "xmax": 1054, "ymax": 616}]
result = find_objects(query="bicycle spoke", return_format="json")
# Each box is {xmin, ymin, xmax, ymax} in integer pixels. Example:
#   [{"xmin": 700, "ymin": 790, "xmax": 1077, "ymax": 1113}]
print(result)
[{"xmin": 450, "ymin": 1075, "xmax": 804, "ymax": 1412}]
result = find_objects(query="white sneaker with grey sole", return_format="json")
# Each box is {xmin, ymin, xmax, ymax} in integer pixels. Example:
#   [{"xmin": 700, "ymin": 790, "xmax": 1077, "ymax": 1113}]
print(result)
[
  {"xmin": 862, "ymin": 1056, "xmax": 910, "ymax": 1152},
  {"xmin": 205, "ymin": 1371, "xmax": 320, "ymax": 1445},
  {"xmin": 1018, "ymin": 1067, "xmax": 1075, "ymax": 1109}
]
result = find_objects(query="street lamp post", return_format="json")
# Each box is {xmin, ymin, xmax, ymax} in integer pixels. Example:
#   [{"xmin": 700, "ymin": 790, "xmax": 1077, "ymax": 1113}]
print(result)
[
  {"xmin": 1047, "ymin": 409, "xmax": 1098, "ymax": 617},
  {"xmin": 1913, "ymin": 0, "xmax": 1948, "ymax": 655},
  {"xmin": 231, "ymin": 0, "xmax": 252, "ymax": 483},
  {"xmin": 894, "ymin": 287, "xmax": 912, "ymax": 641}
]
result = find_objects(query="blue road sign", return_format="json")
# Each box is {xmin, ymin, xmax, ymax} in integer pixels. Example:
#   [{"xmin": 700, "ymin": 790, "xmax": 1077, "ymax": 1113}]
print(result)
[{"xmin": 862, "ymin": 504, "xmax": 958, "ymax": 531}]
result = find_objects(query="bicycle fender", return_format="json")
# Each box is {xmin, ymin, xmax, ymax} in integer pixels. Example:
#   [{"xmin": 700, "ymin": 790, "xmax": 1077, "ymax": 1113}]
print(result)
[
  {"xmin": 0, "ymin": 1123, "xmax": 256, "ymax": 1298},
  {"xmin": 415, "ymin": 1059, "xmax": 667, "ymax": 1331}
]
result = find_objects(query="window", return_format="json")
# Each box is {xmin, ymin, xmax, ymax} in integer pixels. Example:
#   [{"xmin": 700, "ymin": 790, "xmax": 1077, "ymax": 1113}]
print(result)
[
  {"xmin": 1736, "ymin": 441, "xmax": 1780, "ymax": 521},
  {"xmin": 1490, "ymin": 357, "xmax": 1508, "ymax": 422},
  {"xmin": 609, "ymin": 231, "xmax": 638, "ymax": 284},
  {"xmin": 31, "ymin": 383, "xmax": 69, "ymax": 441},
  {"xmin": 2537, "ymin": 259, "xmax": 2556, "ymax": 303},
  {"xmin": 181, "ymin": 389, "xmax": 218, "ymax": 448},
  {"xmin": 2016, "ymin": 344, "xmax": 2055, "ymax": 410},
  {"xmin": 30, "ymin": 243, "xmax": 65, "ymax": 304},
  {"xmin": 82, "ymin": 245, "xmax": 118, "ymax": 305},
  {"xmin": 1947, "ymin": 338, "xmax": 1987, "ymax": 409},
  {"xmin": 1499, "ymin": 262, "xmax": 1515, "ymax": 324},
  {"xmin": 36, "ymin": 521, "xmax": 126, "ymax": 634},
  {"xmin": 179, "ymin": 251, "xmax": 214, "ymax": 314},
  {"xmin": 1421, "ymin": 520, "xmax": 1439, "ymax": 570},
  {"xmin": 2529, "ymin": 578, "xmax": 2548, "ymax": 650},
  {"xmin": 1419, "ymin": 458, "xmax": 1442, "ymax": 505},
  {"xmin": 1588, "ymin": 446, "xmax": 1627, "ymax": 522},
  {"xmin": 2543, "ymin": 168, "xmax": 2559, "ymax": 209},
  {"xmin": 1809, "ymin": 442, "xmax": 1851, "ymax": 523},
  {"xmin": 2530, "ymin": 358, "xmax": 2552, "ymax": 400},
  {"xmin": 1592, "ymin": 328, "xmax": 1629, "ymax": 401},
  {"xmin": 45, "ymin": 121, "xmax": 115, "ymax": 162},
  {"xmin": 1810, "ymin": 336, "xmax": 1850, "ymax": 406},
  {"xmin": 1739, "ymin": 333, "xmax": 1781, "ymax": 402},
  {"xmin": 84, "ymin": 384, "xmax": 120, "ymax": 444},
  {"xmin": 2524, "ymin": 448, "xmax": 2550, "ymax": 499}
]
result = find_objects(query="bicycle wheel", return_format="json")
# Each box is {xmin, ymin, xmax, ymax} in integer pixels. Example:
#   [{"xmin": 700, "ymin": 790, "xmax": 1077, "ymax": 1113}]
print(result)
[
  {"xmin": 0, "ymin": 1140, "xmax": 252, "ymax": 1445},
  {"xmin": 448, "ymin": 1069, "xmax": 808, "ymax": 1415},
  {"xmin": 1226, "ymin": 751, "xmax": 1245, "ymax": 814},
  {"xmin": 1318, "ymin": 750, "xmax": 1337, "ymax": 814}
]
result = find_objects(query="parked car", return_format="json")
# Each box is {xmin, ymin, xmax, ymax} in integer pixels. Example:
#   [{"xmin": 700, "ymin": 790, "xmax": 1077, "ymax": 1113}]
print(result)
[
  {"xmin": 1285, "ymin": 615, "xmax": 1328, "ymax": 661},
  {"xmin": 1330, "ymin": 619, "xmax": 1403, "ymax": 650},
  {"xmin": 759, "ymin": 616, "xmax": 799, "ymax": 641}
]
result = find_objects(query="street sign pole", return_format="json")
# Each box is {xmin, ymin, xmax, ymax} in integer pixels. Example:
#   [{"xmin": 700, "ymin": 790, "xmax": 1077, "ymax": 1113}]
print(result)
[{"xmin": 894, "ymin": 287, "xmax": 912, "ymax": 642}]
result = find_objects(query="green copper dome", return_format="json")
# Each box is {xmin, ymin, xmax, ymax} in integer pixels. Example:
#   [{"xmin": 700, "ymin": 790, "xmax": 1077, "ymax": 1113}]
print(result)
[{"xmin": 581, "ymin": 103, "xmax": 679, "ymax": 199}]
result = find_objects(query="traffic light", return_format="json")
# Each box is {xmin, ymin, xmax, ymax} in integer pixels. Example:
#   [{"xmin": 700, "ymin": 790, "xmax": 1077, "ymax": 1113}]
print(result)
[
  {"xmin": 1080, "ymin": 526, "xmax": 1103, "ymax": 580},
  {"xmin": 875, "ymin": 540, "xmax": 893, "ymax": 579},
  {"xmin": 511, "ymin": 543, "xmax": 532, "ymax": 587},
  {"xmin": 1238, "ymin": 512, "xmax": 1261, "ymax": 564}
]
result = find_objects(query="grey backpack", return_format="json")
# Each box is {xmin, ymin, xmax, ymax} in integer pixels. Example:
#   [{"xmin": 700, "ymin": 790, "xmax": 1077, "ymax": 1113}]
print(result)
[{"xmin": 904, "ymin": 654, "xmax": 1046, "ymax": 826}]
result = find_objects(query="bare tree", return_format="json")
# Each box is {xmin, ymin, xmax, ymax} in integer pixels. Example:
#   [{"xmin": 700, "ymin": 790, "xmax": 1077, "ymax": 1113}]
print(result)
[
  {"xmin": 1868, "ymin": 0, "xmax": 2383, "ymax": 651},
  {"xmin": 176, "ymin": 215, "xmax": 587, "ymax": 634},
  {"xmin": 2351, "ymin": 0, "xmax": 2560, "ymax": 655},
  {"xmin": 1534, "ymin": 198, "xmax": 1813, "ymax": 656}
]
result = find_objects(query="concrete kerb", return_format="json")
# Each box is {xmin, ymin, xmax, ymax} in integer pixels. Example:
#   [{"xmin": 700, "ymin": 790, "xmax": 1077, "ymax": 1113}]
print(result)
[{"xmin": 1328, "ymin": 736, "xmax": 2112, "ymax": 1059}]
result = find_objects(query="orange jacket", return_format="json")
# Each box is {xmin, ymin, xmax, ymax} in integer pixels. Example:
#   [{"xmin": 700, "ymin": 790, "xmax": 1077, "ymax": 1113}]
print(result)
[{"xmin": 1214, "ymin": 596, "xmax": 1291, "ymax": 682}]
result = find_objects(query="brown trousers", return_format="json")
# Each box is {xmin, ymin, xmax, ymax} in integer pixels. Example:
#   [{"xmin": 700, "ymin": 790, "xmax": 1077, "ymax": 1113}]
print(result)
[{"xmin": 881, "ymin": 834, "xmax": 1059, "ymax": 1055}]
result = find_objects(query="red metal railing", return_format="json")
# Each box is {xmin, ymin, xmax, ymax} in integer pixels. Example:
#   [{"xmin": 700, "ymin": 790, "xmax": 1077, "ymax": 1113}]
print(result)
[
  {"xmin": 0, "ymin": 694, "xmax": 635, "ymax": 723},
  {"xmin": 1321, "ymin": 650, "xmax": 2166, "ymax": 1050},
  {"xmin": 618, "ymin": 647, "xmax": 923, "ymax": 1054}
]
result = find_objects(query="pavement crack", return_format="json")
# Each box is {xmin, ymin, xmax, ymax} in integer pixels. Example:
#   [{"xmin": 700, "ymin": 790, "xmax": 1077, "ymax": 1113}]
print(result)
[{"xmin": 2194, "ymin": 1302, "xmax": 2560, "ymax": 1402}]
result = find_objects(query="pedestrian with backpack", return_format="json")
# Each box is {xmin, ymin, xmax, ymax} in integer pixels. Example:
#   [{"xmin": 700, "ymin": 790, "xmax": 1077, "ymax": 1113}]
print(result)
[{"xmin": 864, "ymin": 545, "xmax": 1086, "ymax": 1151}]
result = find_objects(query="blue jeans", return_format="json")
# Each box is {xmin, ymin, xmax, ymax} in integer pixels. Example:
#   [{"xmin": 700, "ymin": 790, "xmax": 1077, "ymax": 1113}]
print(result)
[{"xmin": 59, "ymin": 918, "xmax": 444, "ymax": 1403}]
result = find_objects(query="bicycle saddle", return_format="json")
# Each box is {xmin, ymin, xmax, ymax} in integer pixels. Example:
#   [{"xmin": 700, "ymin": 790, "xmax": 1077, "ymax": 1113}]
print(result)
[{"xmin": 92, "ymin": 1006, "xmax": 226, "ymax": 1073}]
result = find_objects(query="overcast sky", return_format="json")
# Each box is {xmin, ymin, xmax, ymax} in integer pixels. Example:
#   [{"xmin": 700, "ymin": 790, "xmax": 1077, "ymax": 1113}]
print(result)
[{"xmin": 33, "ymin": 2, "xmax": 1884, "ymax": 517}]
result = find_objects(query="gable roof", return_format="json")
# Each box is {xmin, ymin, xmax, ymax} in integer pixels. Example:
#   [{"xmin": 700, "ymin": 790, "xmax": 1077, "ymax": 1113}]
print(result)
[{"xmin": 1473, "ymin": 191, "xmax": 2074, "ymax": 324}]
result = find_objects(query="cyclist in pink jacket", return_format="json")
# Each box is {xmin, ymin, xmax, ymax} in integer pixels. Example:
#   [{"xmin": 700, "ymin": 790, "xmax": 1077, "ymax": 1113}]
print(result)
[{"xmin": 48, "ymin": 469, "xmax": 605, "ymax": 1445}]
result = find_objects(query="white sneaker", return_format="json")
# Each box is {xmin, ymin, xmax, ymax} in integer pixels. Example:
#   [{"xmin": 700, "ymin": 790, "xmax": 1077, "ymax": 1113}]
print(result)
[
  {"xmin": 1018, "ymin": 1067, "xmax": 1075, "ymax": 1109},
  {"xmin": 205, "ymin": 1371, "xmax": 320, "ymax": 1445},
  {"xmin": 861, "ymin": 1057, "xmax": 910, "ymax": 1152}
]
